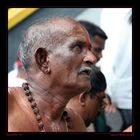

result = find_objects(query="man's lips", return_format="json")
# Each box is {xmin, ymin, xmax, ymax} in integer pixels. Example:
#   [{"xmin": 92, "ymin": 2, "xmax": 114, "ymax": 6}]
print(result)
[{"xmin": 79, "ymin": 67, "xmax": 92, "ymax": 76}]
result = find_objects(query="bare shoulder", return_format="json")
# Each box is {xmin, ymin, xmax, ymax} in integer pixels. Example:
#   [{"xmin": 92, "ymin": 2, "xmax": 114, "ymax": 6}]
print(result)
[
  {"xmin": 65, "ymin": 107, "xmax": 87, "ymax": 132},
  {"xmin": 8, "ymin": 87, "xmax": 20, "ymax": 130},
  {"xmin": 8, "ymin": 87, "xmax": 25, "ymax": 131},
  {"xmin": 8, "ymin": 87, "xmax": 22, "ymax": 110},
  {"xmin": 8, "ymin": 87, "xmax": 18, "ymax": 112}
]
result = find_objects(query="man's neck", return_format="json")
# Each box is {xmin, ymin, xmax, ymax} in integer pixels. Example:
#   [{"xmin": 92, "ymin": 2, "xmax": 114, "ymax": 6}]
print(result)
[{"xmin": 27, "ymin": 81, "xmax": 70, "ymax": 121}]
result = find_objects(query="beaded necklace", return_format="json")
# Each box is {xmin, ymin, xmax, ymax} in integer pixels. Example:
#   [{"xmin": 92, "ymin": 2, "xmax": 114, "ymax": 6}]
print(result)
[{"xmin": 22, "ymin": 83, "xmax": 70, "ymax": 132}]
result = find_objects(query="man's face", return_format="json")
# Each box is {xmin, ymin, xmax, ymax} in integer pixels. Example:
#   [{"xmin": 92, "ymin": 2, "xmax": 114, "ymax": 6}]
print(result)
[
  {"xmin": 48, "ymin": 22, "xmax": 97, "ymax": 96},
  {"xmin": 91, "ymin": 35, "xmax": 105, "ymax": 62},
  {"xmin": 84, "ymin": 91, "xmax": 106, "ymax": 127}
]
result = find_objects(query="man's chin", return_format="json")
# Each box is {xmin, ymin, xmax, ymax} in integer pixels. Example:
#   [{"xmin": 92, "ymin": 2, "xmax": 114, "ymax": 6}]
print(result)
[
  {"xmin": 75, "ymin": 78, "xmax": 91, "ymax": 93},
  {"xmin": 80, "ymin": 74, "xmax": 91, "ymax": 79},
  {"xmin": 80, "ymin": 79, "xmax": 91, "ymax": 89}
]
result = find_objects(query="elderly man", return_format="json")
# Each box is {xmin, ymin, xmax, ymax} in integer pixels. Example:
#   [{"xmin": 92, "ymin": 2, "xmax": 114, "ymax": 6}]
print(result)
[{"xmin": 8, "ymin": 17, "xmax": 97, "ymax": 132}]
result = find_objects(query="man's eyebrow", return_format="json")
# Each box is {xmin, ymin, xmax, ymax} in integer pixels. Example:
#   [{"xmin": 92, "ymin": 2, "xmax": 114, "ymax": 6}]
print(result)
[{"xmin": 70, "ymin": 40, "xmax": 87, "ymax": 47}]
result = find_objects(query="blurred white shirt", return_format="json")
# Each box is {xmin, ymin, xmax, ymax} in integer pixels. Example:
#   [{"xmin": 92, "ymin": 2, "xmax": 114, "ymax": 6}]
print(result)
[
  {"xmin": 97, "ymin": 8, "xmax": 132, "ymax": 109},
  {"xmin": 8, "ymin": 69, "xmax": 26, "ymax": 87}
]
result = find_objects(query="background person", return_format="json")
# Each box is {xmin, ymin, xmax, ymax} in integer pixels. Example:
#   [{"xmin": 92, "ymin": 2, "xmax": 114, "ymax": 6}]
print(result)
[
  {"xmin": 79, "ymin": 20, "xmax": 122, "ymax": 132},
  {"xmin": 67, "ymin": 66, "xmax": 107, "ymax": 131}
]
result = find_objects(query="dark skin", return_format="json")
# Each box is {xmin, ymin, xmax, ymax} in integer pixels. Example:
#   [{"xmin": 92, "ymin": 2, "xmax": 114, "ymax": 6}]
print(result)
[
  {"xmin": 67, "ymin": 91, "xmax": 106, "ymax": 127},
  {"xmin": 91, "ymin": 35, "xmax": 105, "ymax": 62},
  {"xmin": 8, "ymin": 18, "xmax": 97, "ymax": 132}
]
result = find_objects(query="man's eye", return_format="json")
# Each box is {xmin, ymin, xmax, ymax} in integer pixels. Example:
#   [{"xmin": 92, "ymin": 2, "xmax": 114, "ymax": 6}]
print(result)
[{"xmin": 73, "ymin": 45, "xmax": 83, "ymax": 53}]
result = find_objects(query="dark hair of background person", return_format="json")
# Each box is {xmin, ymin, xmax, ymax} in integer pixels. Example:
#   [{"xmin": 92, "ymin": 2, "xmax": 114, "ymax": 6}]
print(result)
[
  {"xmin": 88, "ymin": 66, "xmax": 107, "ymax": 98},
  {"xmin": 79, "ymin": 20, "xmax": 108, "ymax": 40}
]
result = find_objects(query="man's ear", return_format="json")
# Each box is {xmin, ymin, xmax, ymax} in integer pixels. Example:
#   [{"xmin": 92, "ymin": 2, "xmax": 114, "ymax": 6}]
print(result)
[
  {"xmin": 79, "ymin": 92, "xmax": 87, "ymax": 107},
  {"xmin": 35, "ymin": 48, "xmax": 50, "ymax": 74}
]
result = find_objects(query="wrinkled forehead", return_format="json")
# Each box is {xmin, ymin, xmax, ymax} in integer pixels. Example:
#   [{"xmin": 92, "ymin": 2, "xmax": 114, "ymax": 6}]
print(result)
[
  {"xmin": 50, "ymin": 19, "xmax": 91, "ymax": 46},
  {"xmin": 49, "ymin": 19, "xmax": 82, "ymax": 32}
]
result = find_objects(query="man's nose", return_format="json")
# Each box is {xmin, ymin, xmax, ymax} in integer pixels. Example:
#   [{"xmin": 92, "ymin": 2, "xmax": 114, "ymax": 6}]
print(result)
[{"xmin": 83, "ymin": 50, "xmax": 97, "ymax": 64}]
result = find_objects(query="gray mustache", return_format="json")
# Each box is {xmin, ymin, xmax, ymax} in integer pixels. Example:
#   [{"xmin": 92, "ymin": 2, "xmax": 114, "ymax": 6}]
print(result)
[{"xmin": 79, "ymin": 67, "xmax": 92, "ymax": 75}]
